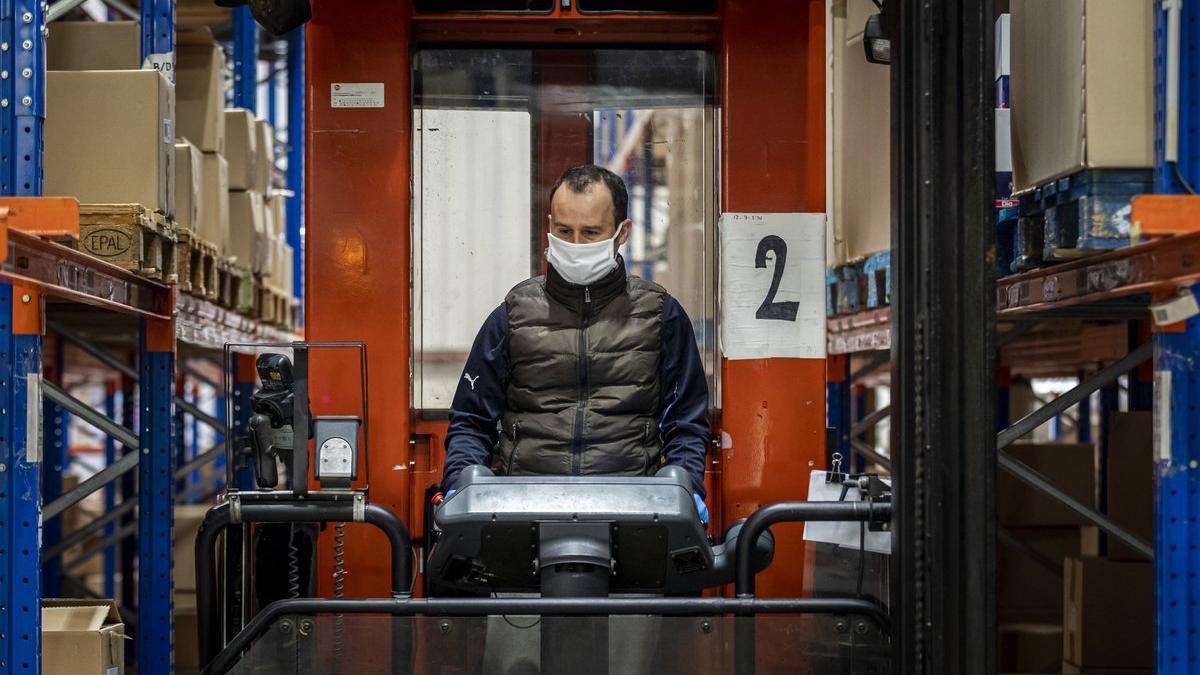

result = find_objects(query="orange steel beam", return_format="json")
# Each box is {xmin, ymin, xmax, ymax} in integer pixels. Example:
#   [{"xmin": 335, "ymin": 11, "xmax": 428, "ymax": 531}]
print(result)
[
  {"xmin": 1131, "ymin": 194, "xmax": 1200, "ymax": 238},
  {"xmin": 719, "ymin": 0, "xmax": 826, "ymax": 598},
  {"xmin": 0, "ymin": 196, "xmax": 79, "ymax": 241},
  {"xmin": 307, "ymin": 0, "xmax": 414, "ymax": 599}
]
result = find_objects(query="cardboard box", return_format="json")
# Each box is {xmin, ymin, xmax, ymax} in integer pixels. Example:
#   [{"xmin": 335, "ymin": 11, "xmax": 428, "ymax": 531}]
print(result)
[
  {"xmin": 199, "ymin": 152, "xmax": 230, "ymax": 254},
  {"xmin": 998, "ymin": 443, "xmax": 1096, "ymax": 527},
  {"xmin": 1063, "ymin": 558, "xmax": 1153, "ymax": 669},
  {"xmin": 998, "ymin": 526, "xmax": 1098, "ymax": 623},
  {"xmin": 176, "ymin": 40, "xmax": 226, "ymax": 154},
  {"xmin": 999, "ymin": 623, "xmax": 1061, "ymax": 674},
  {"xmin": 175, "ymin": 504, "xmax": 210, "ymax": 592},
  {"xmin": 175, "ymin": 590, "xmax": 200, "ymax": 674},
  {"xmin": 42, "ymin": 599, "xmax": 125, "ymax": 675},
  {"xmin": 45, "ymin": 70, "xmax": 175, "ymax": 217},
  {"xmin": 255, "ymin": 118, "xmax": 276, "ymax": 192},
  {"xmin": 175, "ymin": 141, "xmax": 204, "ymax": 231},
  {"xmin": 1011, "ymin": 0, "xmax": 1154, "ymax": 192},
  {"xmin": 224, "ymin": 109, "xmax": 259, "ymax": 191},
  {"xmin": 270, "ymin": 192, "xmax": 288, "ymax": 237},
  {"xmin": 1105, "ymin": 412, "xmax": 1153, "ymax": 562},
  {"xmin": 47, "ymin": 20, "xmax": 141, "ymax": 71},
  {"xmin": 262, "ymin": 191, "xmax": 277, "ymax": 240},
  {"xmin": 281, "ymin": 241, "xmax": 295, "ymax": 296},
  {"xmin": 829, "ymin": 0, "xmax": 891, "ymax": 265},
  {"xmin": 229, "ymin": 190, "xmax": 266, "ymax": 272}
]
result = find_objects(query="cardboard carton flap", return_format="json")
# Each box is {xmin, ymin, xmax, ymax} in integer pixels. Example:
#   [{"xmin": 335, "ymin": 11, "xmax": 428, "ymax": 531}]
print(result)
[{"xmin": 43, "ymin": 599, "xmax": 122, "ymax": 632}]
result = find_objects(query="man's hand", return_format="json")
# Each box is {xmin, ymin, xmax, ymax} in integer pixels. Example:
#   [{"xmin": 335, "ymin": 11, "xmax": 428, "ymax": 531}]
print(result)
[{"xmin": 693, "ymin": 493, "xmax": 709, "ymax": 526}]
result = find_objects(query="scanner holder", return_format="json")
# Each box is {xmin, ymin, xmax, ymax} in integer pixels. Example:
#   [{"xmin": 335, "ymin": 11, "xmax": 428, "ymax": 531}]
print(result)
[{"xmin": 223, "ymin": 341, "xmax": 369, "ymax": 495}]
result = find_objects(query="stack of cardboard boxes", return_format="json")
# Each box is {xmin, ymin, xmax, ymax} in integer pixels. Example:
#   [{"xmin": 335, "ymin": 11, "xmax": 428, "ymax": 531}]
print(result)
[
  {"xmin": 44, "ymin": 21, "xmax": 176, "ymax": 279},
  {"xmin": 997, "ymin": 409, "xmax": 1154, "ymax": 673},
  {"xmin": 828, "ymin": 0, "xmax": 890, "ymax": 269}
]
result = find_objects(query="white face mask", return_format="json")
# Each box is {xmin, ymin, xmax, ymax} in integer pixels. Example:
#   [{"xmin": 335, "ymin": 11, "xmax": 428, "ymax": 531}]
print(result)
[{"xmin": 545, "ymin": 228, "xmax": 622, "ymax": 286}]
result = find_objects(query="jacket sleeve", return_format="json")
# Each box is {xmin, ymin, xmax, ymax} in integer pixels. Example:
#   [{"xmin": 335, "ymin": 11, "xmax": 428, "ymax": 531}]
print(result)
[
  {"xmin": 658, "ymin": 296, "xmax": 711, "ymax": 499},
  {"xmin": 442, "ymin": 305, "xmax": 510, "ymax": 490}
]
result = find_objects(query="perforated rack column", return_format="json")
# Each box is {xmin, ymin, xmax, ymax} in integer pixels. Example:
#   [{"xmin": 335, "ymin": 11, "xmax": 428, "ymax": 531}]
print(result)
[
  {"xmin": 137, "ymin": 318, "xmax": 176, "ymax": 674},
  {"xmin": 1152, "ymin": 288, "xmax": 1200, "ymax": 675},
  {"xmin": 0, "ymin": 2, "xmax": 43, "ymax": 672},
  {"xmin": 0, "ymin": 281, "xmax": 43, "ymax": 675}
]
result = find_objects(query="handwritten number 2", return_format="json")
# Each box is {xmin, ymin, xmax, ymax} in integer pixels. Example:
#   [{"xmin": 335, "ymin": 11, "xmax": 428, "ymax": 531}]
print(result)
[{"xmin": 755, "ymin": 235, "xmax": 799, "ymax": 321}]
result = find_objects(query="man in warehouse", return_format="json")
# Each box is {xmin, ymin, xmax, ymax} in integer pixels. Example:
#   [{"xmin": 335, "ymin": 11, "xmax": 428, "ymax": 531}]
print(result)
[
  {"xmin": 440, "ymin": 164, "xmax": 711, "ymax": 673},
  {"xmin": 441, "ymin": 163, "xmax": 711, "ymax": 508}
]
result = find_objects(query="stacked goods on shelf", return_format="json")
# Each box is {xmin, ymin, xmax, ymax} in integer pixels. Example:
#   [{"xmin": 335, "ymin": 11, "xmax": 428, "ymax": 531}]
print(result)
[
  {"xmin": 44, "ymin": 66, "xmax": 177, "ymax": 281},
  {"xmin": 827, "ymin": 0, "xmax": 890, "ymax": 316},
  {"xmin": 227, "ymin": 108, "xmax": 266, "ymax": 315},
  {"xmin": 997, "ymin": 442, "xmax": 1098, "ymax": 625},
  {"xmin": 174, "ymin": 140, "xmax": 219, "ymax": 297},
  {"xmin": 994, "ymin": 13, "xmax": 1020, "ymax": 275},
  {"xmin": 1105, "ymin": 412, "xmax": 1154, "ymax": 561},
  {"xmin": 262, "ymin": 192, "xmax": 297, "ymax": 329},
  {"xmin": 1053, "ymin": 410, "xmax": 1153, "ymax": 673},
  {"xmin": 1010, "ymin": 0, "xmax": 1154, "ymax": 270},
  {"xmin": 47, "ymin": 20, "xmax": 141, "ymax": 70},
  {"xmin": 1061, "ymin": 558, "xmax": 1153, "ymax": 673},
  {"xmin": 178, "ymin": 29, "xmax": 236, "ymax": 307}
]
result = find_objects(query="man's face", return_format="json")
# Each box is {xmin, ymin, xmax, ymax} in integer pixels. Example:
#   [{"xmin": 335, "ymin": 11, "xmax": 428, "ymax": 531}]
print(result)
[{"xmin": 549, "ymin": 183, "xmax": 632, "ymax": 246}]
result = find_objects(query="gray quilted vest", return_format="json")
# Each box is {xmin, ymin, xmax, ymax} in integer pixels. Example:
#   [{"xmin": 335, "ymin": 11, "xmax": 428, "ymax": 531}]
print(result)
[{"xmin": 496, "ymin": 264, "xmax": 665, "ymax": 476}]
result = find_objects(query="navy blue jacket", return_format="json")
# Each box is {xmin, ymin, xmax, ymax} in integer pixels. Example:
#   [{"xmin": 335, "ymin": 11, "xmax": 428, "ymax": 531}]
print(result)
[{"xmin": 443, "ymin": 294, "xmax": 711, "ymax": 497}]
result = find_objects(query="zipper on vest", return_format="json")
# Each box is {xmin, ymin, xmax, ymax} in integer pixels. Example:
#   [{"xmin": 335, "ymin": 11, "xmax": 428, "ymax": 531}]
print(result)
[{"xmin": 572, "ymin": 288, "xmax": 592, "ymax": 475}]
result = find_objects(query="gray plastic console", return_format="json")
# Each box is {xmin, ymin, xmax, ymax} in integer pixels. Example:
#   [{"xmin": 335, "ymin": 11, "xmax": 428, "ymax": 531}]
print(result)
[{"xmin": 427, "ymin": 465, "xmax": 774, "ymax": 594}]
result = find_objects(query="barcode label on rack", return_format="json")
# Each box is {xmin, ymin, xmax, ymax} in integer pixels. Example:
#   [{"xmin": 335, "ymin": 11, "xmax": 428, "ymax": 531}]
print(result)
[
  {"xmin": 1150, "ymin": 290, "xmax": 1199, "ymax": 326},
  {"xmin": 1154, "ymin": 370, "xmax": 1171, "ymax": 463}
]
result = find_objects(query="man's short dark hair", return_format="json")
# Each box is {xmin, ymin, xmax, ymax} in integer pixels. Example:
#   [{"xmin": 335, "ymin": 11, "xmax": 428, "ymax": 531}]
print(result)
[{"xmin": 549, "ymin": 165, "xmax": 629, "ymax": 228}]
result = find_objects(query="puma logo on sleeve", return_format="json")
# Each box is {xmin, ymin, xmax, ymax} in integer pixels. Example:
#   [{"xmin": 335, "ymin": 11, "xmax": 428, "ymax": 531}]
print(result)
[{"xmin": 463, "ymin": 373, "xmax": 480, "ymax": 391}]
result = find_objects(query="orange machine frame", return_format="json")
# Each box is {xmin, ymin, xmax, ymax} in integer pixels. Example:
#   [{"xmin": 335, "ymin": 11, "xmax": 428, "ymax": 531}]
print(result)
[{"xmin": 306, "ymin": 0, "xmax": 826, "ymax": 600}]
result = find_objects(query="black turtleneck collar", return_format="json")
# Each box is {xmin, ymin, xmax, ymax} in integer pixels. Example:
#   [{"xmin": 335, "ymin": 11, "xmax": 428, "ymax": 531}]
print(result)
[{"xmin": 546, "ymin": 256, "xmax": 628, "ymax": 315}]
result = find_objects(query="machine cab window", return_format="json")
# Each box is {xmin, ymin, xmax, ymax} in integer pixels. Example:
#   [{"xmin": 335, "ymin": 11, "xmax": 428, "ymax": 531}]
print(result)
[{"xmin": 411, "ymin": 47, "xmax": 719, "ymax": 411}]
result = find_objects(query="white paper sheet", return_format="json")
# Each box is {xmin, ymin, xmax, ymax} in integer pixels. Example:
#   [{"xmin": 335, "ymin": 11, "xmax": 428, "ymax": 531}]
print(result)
[
  {"xmin": 719, "ymin": 212, "xmax": 826, "ymax": 360},
  {"xmin": 803, "ymin": 470, "xmax": 893, "ymax": 555}
]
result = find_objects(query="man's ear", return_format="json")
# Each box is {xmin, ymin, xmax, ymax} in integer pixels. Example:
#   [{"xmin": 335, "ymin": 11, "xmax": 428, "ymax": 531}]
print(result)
[{"xmin": 615, "ymin": 219, "xmax": 633, "ymax": 248}]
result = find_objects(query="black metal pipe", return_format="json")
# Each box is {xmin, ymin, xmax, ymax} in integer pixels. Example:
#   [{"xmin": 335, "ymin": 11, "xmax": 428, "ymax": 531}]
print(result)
[
  {"xmin": 201, "ymin": 596, "xmax": 892, "ymax": 675},
  {"xmin": 196, "ymin": 499, "xmax": 412, "ymax": 668},
  {"xmin": 734, "ymin": 500, "xmax": 893, "ymax": 597}
]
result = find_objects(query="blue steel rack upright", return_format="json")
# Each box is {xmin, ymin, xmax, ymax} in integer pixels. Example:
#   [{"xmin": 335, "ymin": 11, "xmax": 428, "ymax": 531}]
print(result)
[
  {"xmin": 0, "ymin": 2, "xmax": 303, "ymax": 672},
  {"xmin": 0, "ymin": 2, "xmax": 48, "ymax": 673},
  {"xmin": 1154, "ymin": 1, "xmax": 1200, "ymax": 671}
]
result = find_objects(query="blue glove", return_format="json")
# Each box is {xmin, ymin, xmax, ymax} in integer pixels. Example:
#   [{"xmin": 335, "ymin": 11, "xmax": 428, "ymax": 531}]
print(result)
[
  {"xmin": 693, "ymin": 493, "xmax": 709, "ymax": 526},
  {"xmin": 445, "ymin": 489, "xmax": 457, "ymax": 501}
]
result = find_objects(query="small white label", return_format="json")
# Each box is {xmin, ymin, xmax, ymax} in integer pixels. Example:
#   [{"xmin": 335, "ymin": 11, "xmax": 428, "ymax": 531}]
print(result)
[
  {"xmin": 1155, "ymin": 370, "xmax": 1172, "ymax": 463},
  {"xmin": 331, "ymin": 83, "xmax": 385, "ymax": 108},
  {"xmin": 163, "ymin": 118, "xmax": 174, "ymax": 144},
  {"xmin": 1150, "ymin": 290, "xmax": 1200, "ymax": 326},
  {"xmin": 719, "ymin": 212, "xmax": 826, "ymax": 360},
  {"xmin": 26, "ymin": 374, "xmax": 40, "ymax": 462},
  {"xmin": 142, "ymin": 52, "xmax": 175, "ymax": 82}
]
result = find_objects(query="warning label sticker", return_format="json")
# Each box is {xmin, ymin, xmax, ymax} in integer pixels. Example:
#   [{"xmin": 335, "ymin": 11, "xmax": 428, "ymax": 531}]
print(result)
[{"xmin": 331, "ymin": 83, "xmax": 385, "ymax": 108}]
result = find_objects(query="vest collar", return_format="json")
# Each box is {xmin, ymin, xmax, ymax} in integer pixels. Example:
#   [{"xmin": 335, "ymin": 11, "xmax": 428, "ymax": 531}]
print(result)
[{"xmin": 546, "ymin": 257, "xmax": 627, "ymax": 314}]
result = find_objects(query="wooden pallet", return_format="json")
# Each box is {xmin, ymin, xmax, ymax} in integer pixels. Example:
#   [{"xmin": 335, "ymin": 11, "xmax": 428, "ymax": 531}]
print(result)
[
  {"xmin": 173, "ymin": 228, "xmax": 220, "ymax": 299},
  {"xmin": 258, "ymin": 285, "xmax": 296, "ymax": 329},
  {"xmin": 67, "ymin": 204, "xmax": 178, "ymax": 282},
  {"xmin": 214, "ymin": 257, "xmax": 239, "ymax": 309},
  {"xmin": 232, "ymin": 265, "xmax": 257, "ymax": 317}
]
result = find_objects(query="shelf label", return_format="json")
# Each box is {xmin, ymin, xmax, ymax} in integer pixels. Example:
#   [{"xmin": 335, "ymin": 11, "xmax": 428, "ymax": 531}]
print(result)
[
  {"xmin": 719, "ymin": 212, "xmax": 826, "ymax": 360},
  {"xmin": 1155, "ymin": 370, "xmax": 1172, "ymax": 463},
  {"xmin": 331, "ymin": 83, "xmax": 385, "ymax": 109},
  {"xmin": 1150, "ymin": 289, "xmax": 1199, "ymax": 326}
]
